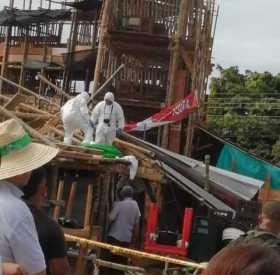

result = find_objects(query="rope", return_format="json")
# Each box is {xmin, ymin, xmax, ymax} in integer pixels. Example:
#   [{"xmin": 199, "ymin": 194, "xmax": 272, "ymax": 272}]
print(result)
[{"xmin": 65, "ymin": 234, "xmax": 203, "ymax": 269}]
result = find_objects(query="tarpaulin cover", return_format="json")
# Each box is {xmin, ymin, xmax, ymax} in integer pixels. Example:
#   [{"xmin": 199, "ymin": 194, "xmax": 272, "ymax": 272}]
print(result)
[
  {"xmin": 217, "ymin": 143, "xmax": 280, "ymax": 189},
  {"xmin": 125, "ymin": 90, "xmax": 198, "ymax": 132},
  {"xmin": 0, "ymin": 9, "xmax": 71, "ymax": 26},
  {"xmin": 82, "ymin": 143, "xmax": 122, "ymax": 159}
]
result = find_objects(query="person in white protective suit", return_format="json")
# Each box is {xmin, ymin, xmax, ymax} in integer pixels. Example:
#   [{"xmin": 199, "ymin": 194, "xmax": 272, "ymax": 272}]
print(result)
[
  {"xmin": 91, "ymin": 92, "xmax": 125, "ymax": 145},
  {"xmin": 61, "ymin": 92, "xmax": 93, "ymax": 145}
]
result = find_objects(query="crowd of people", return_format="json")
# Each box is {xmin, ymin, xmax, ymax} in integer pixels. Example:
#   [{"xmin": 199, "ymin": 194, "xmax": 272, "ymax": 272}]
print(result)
[{"xmin": 1, "ymin": 103, "xmax": 280, "ymax": 275}]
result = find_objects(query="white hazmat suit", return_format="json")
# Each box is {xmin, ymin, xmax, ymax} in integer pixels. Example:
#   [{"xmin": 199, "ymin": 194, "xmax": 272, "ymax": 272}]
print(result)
[
  {"xmin": 61, "ymin": 92, "xmax": 93, "ymax": 145},
  {"xmin": 91, "ymin": 92, "xmax": 125, "ymax": 145}
]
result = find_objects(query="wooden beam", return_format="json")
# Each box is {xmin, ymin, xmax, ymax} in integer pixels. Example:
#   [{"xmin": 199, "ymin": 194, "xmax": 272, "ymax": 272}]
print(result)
[
  {"xmin": 0, "ymin": 76, "xmax": 60, "ymax": 109},
  {"xmin": 91, "ymin": 0, "xmax": 112, "ymax": 95},
  {"xmin": 37, "ymin": 74, "xmax": 71, "ymax": 100},
  {"xmin": 0, "ymin": 105, "xmax": 56, "ymax": 146}
]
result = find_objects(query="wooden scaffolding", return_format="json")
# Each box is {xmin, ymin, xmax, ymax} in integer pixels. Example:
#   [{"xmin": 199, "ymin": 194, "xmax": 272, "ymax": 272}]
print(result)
[{"xmin": 92, "ymin": 0, "xmax": 218, "ymax": 154}]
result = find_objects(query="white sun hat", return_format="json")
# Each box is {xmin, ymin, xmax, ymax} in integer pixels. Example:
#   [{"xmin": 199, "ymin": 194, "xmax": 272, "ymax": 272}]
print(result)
[{"xmin": 0, "ymin": 119, "xmax": 59, "ymax": 180}]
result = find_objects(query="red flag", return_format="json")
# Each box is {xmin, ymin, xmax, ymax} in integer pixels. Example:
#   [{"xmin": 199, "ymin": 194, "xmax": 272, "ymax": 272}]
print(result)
[{"xmin": 125, "ymin": 90, "xmax": 199, "ymax": 132}]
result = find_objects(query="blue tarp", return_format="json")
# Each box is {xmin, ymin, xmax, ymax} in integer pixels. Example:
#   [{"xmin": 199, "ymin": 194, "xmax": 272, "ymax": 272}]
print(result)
[{"xmin": 217, "ymin": 144, "xmax": 280, "ymax": 189}]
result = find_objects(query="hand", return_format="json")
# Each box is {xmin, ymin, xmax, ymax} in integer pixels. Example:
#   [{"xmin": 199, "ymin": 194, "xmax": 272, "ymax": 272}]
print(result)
[
  {"xmin": 116, "ymin": 128, "xmax": 122, "ymax": 137},
  {"xmin": 2, "ymin": 263, "xmax": 28, "ymax": 275}
]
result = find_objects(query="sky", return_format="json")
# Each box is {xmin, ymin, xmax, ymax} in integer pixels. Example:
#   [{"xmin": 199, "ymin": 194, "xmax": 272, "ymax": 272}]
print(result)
[
  {"xmin": 214, "ymin": 0, "xmax": 280, "ymax": 74},
  {"xmin": 1, "ymin": 0, "xmax": 279, "ymax": 75}
]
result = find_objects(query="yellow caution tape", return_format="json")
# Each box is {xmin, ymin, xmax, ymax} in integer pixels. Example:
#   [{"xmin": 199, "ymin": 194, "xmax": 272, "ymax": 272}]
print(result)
[{"xmin": 65, "ymin": 234, "xmax": 203, "ymax": 269}]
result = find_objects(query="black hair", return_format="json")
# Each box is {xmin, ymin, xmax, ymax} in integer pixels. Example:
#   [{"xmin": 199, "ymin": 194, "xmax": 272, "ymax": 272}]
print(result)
[{"xmin": 22, "ymin": 167, "xmax": 47, "ymax": 199}]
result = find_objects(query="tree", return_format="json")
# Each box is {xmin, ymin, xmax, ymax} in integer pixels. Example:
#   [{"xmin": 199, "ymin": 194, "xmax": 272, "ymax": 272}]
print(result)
[{"xmin": 207, "ymin": 66, "xmax": 280, "ymax": 163}]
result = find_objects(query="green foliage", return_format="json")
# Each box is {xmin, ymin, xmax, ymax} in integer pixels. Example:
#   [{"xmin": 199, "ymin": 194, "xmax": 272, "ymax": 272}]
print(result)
[{"xmin": 208, "ymin": 66, "xmax": 280, "ymax": 163}]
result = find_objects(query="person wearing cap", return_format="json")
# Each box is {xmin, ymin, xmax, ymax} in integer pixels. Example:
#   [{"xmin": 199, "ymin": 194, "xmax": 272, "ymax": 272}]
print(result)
[
  {"xmin": 0, "ymin": 119, "xmax": 59, "ymax": 275},
  {"xmin": 91, "ymin": 92, "xmax": 125, "ymax": 145},
  {"xmin": 229, "ymin": 200, "xmax": 280, "ymax": 253},
  {"xmin": 101, "ymin": 185, "xmax": 140, "ymax": 275},
  {"xmin": 61, "ymin": 91, "xmax": 93, "ymax": 145}
]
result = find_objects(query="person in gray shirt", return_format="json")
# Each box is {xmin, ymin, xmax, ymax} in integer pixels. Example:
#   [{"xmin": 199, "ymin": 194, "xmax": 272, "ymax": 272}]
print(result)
[{"xmin": 102, "ymin": 185, "xmax": 140, "ymax": 275}]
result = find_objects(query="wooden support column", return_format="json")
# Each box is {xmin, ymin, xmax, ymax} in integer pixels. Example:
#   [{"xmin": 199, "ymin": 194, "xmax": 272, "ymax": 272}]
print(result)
[
  {"xmin": 0, "ymin": 1, "xmax": 14, "ymax": 93},
  {"xmin": 63, "ymin": 2, "xmax": 79, "ymax": 93},
  {"xmin": 53, "ymin": 180, "xmax": 65, "ymax": 220},
  {"xmin": 19, "ymin": 25, "xmax": 30, "ymax": 91},
  {"xmin": 162, "ymin": 0, "xmax": 190, "ymax": 151},
  {"xmin": 91, "ymin": 0, "xmax": 113, "ymax": 97}
]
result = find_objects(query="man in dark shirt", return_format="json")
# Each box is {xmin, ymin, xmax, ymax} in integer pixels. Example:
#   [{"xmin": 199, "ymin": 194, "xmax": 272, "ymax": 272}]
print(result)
[{"xmin": 22, "ymin": 167, "xmax": 70, "ymax": 275}]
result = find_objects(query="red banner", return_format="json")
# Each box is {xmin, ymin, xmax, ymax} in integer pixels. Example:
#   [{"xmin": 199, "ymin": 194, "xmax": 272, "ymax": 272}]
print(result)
[{"xmin": 125, "ymin": 90, "xmax": 199, "ymax": 132}]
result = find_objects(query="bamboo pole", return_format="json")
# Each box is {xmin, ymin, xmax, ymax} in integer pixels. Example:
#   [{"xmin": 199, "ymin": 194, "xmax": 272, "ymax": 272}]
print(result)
[
  {"xmin": 91, "ymin": 0, "xmax": 113, "ymax": 96},
  {"xmin": 37, "ymin": 74, "xmax": 71, "ymax": 100},
  {"xmin": 18, "ymin": 103, "xmax": 57, "ymax": 117},
  {"xmin": 0, "ymin": 76, "xmax": 60, "ymax": 109},
  {"xmin": 0, "ymin": 105, "xmax": 56, "ymax": 146},
  {"xmin": 18, "ymin": 27, "xmax": 29, "ymax": 92},
  {"xmin": 13, "ymin": 111, "xmax": 53, "ymax": 120},
  {"xmin": 65, "ymin": 234, "xmax": 203, "ymax": 269},
  {"xmin": 65, "ymin": 181, "xmax": 77, "ymax": 217},
  {"xmin": 89, "ymin": 64, "xmax": 125, "ymax": 104},
  {"xmin": 0, "ymin": 1, "xmax": 13, "ymax": 94},
  {"xmin": 162, "ymin": 0, "xmax": 190, "ymax": 148}
]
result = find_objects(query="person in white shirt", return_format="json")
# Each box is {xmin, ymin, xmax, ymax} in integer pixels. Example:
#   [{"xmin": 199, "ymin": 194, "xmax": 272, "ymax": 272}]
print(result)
[
  {"xmin": 0, "ymin": 119, "xmax": 59, "ymax": 275},
  {"xmin": 91, "ymin": 92, "xmax": 125, "ymax": 145}
]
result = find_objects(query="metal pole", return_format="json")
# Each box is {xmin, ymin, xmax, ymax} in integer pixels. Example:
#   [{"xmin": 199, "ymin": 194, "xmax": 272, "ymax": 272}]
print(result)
[{"xmin": 204, "ymin": 154, "xmax": 210, "ymax": 192}]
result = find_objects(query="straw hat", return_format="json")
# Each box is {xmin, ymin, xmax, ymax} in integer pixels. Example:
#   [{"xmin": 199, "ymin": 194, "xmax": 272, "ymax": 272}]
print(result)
[{"xmin": 0, "ymin": 119, "xmax": 59, "ymax": 180}]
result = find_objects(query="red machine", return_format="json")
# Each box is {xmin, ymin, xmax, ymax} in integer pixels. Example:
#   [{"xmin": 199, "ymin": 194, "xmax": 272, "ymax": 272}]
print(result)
[{"xmin": 144, "ymin": 203, "xmax": 193, "ymax": 256}]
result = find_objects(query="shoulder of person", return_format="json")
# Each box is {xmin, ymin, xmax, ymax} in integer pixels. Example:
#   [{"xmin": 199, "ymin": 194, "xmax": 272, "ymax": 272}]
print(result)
[{"xmin": 94, "ymin": 101, "xmax": 105, "ymax": 109}]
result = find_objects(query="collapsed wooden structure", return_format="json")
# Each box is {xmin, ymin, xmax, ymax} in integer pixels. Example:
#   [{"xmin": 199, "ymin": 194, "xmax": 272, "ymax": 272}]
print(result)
[
  {"xmin": 0, "ymin": 1, "xmax": 220, "ymax": 274},
  {"xmin": 0, "ymin": 0, "xmax": 218, "ymax": 155},
  {"xmin": 0, "ymin": 87, "xmax": 168, "ymax": 274}
]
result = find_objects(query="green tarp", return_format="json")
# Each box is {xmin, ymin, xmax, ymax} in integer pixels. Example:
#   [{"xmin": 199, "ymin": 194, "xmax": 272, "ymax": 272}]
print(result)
[
  {"xmin": 217, "ymin": 144, "xmax": 280, "ymax": 189},
  {"xmin": 82, "ymin": 143, "xmax": 122, "ymax": 159}
]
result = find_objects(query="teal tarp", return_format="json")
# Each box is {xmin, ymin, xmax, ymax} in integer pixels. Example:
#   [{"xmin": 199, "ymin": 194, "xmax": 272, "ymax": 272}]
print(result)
[{"xmin": 217, "ymin": 144, "xmax": 280, "ymax": 189}]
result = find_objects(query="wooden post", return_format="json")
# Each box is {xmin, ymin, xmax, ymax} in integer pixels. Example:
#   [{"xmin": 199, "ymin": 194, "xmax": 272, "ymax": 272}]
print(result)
[
  {"xmin": 62, "ymin": 2, "xmax": 79, "ymax": 93},
  {"xmin": 91, "ymin": 0, "xmax": 113, "ymax": 96},
  {"xmin": 65, "ymin": 181, "xmax": 77, "ymax": 217},
  {"xmin": 53, "ymin": 180, "xmax": 65, "ymax": 220},
  {"xmin": 49, "ymin": 166, "xmax": 59, "ymax": 201},
  {"xmin": 18, "ymin": 27, "xmax": 29, "ymax": 92},
  {"xmin": 162, "ymin": 0, "xmax": 190, "ymax": 149},
  {"xmin": 84, "ymin": 183, "xmax": 93, "ymax": 228},
  {"xmin": 0, "ymin": 1, "xmax": 13, "ymax": 94}
]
